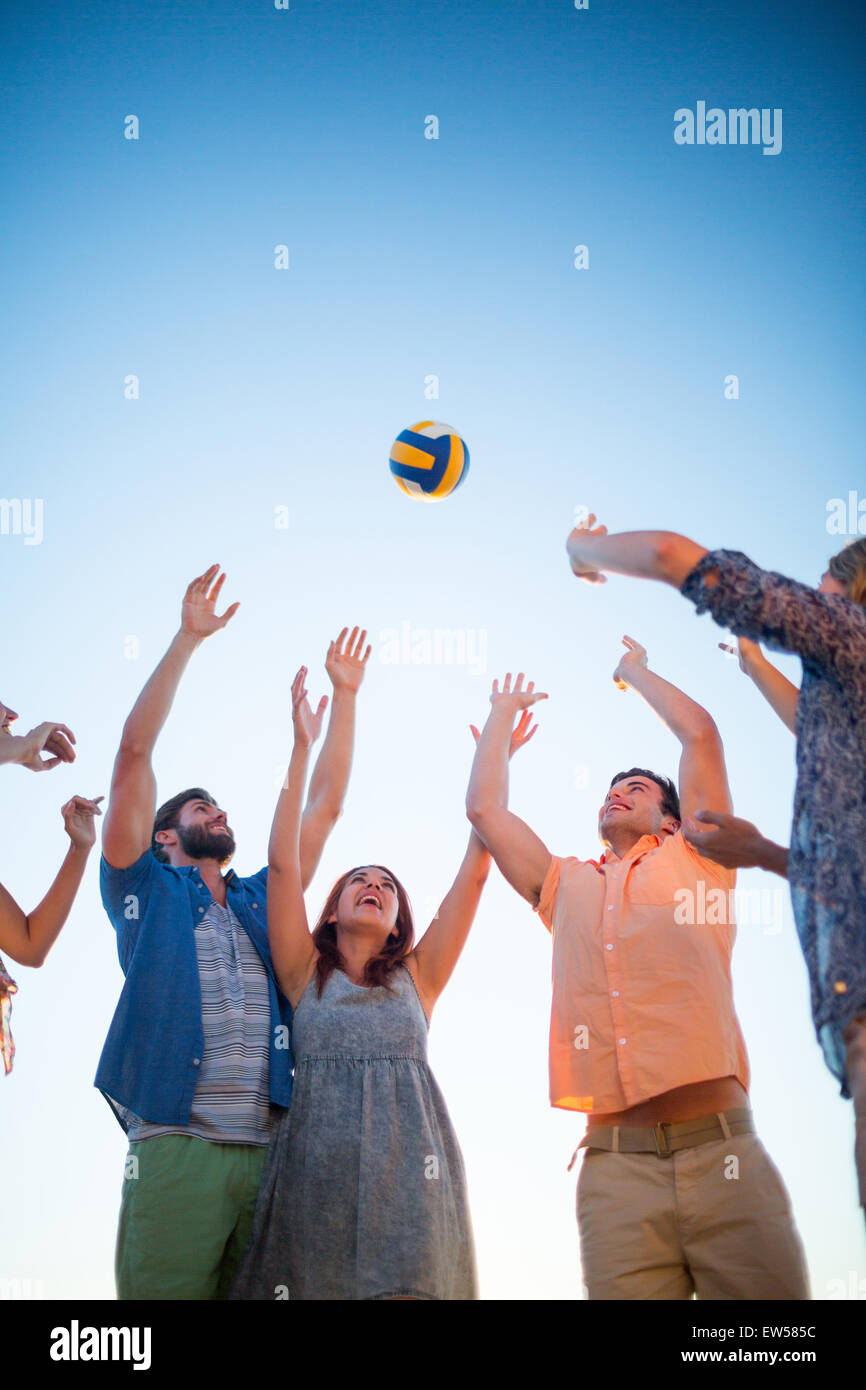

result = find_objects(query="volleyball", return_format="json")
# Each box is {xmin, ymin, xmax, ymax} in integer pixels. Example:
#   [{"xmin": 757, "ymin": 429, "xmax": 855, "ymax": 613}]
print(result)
[{"xmin": 388, "ymin": 421, "xmax": 470, "ymax": 501}]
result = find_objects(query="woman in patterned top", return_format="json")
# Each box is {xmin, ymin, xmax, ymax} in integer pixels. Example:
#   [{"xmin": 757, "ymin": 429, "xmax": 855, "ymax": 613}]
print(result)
[
  {"xmin": 0, "ymin": 697, "xmax": 102, "ymax": 1073},
  {"xmin": 564, "ymin": 520, "xmax": 866, "ymax": 1220}
]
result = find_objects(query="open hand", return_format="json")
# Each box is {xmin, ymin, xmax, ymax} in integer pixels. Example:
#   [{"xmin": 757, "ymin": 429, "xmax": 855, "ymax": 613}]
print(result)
[
  {"xmin": 326, "ymin": 626, "xmax": 371, "ymax": 694},
  {"xmin": 489, "ymin": 672, "xmax": 549, "ymax": 723},
  {"xmin": 291, "ymin": 667, "xmax": 328, "ymax": 749},
  {"xmin": 181, "ymin": 565, "xmax": 240, "ymax": 640},
  {"xmin": 470, "ymin": 708, "xmax": 538, "ymax": 759},
  {"xmin": 613, "ymin": 635, "xmax": 648, "ymax": 690}
]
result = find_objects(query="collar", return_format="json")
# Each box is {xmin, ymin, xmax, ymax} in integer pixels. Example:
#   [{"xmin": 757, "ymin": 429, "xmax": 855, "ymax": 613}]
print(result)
[
  {"xmin": 175, "ymin": 863, "xmax": 237, "ymax": 888},
  {"xmin": 597, "ymin": 833, "xmax": 661, "ymax": 867}
]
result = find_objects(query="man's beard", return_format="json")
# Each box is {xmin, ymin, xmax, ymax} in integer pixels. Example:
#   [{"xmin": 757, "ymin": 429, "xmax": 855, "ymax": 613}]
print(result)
[{"xmin": 176, "ymin": 823, "xmax": 236, "ymax": 866}]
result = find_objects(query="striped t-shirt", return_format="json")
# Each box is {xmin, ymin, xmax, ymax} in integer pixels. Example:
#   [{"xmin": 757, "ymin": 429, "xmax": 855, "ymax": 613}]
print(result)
[{"xmin": 126, "ymin": 899, "xmax": 274, "ymax": 1145}]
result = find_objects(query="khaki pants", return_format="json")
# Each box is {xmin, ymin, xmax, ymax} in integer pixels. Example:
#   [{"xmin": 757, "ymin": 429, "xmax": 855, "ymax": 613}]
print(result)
[
  {"xmin": 843, "ymin": 1014, "xmax": 866, "ymax": 1210},
  {"xmin": 577, "ymin": 1132, "xmax": 809, "ymax": 1300}
]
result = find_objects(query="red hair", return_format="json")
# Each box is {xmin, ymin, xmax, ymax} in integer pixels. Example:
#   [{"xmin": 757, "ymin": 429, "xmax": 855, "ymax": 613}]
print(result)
[{"xmin": 311, "ymin": 865, "xmax": 415, "ymax": 997}]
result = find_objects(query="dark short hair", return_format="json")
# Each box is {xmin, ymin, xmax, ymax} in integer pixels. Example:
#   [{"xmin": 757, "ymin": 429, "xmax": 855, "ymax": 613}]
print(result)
[
  {"xmin": 608, "ymin": 767, "xmax": 680, "ymax": 823},
  {"xmin": 151, "ymin": 788, "xmax": 216, "ymax": 863}
]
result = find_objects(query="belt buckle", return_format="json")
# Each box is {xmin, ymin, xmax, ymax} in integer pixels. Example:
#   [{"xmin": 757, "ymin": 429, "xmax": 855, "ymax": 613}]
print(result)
[{"xmin": 652, "ymin": 1121, "xmax": 673, "ymax": 1159}]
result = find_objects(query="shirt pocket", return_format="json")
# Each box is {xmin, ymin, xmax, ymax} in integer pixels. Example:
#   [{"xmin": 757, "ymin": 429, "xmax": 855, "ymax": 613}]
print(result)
[{"xmin": 624, "ymin": 869, "xmax": 680, "ymax": 908}]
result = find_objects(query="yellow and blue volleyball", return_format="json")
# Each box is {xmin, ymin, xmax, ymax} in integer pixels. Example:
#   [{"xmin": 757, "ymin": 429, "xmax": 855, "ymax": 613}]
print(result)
[{"xmin": 389, "ymin": 421, "xmax": 470, "ymax": 501}]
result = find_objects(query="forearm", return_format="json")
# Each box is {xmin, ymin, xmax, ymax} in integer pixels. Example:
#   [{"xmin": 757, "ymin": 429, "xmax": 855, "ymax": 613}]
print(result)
[
  {"xmin": 306, "ymin": 689, "xmax": 355, "ymax": 817},
  {"xmin": 624, "ymin": 664, "xmax": 717, "ymax": 744},
  {"xmin": 413, "ymin": 829, "xmax": 492, "ymax": 1001},
  {"xmin": 0, "ymin": 739, "xmax": 25, "ymax": 767},
  {"xmin": 746, "ymin": 657, "xmax": 799, "ymax": 736},
  {"xmin": 14, "ymin": 843, "xmax": 92, "ymax": 966},
  {"xmin": 269, "ymin": 743, "xmax": 311, "ymax": 872},
  {"xmin": 452, "ymin": 828, "xmax": 492, "ymax": 891},
  {"xmin": 568, "ymin": 529, "xmax": 708, "ymax": 588},
  {"xmin": 466, "ymin": 708, "xmax": 512, "ymax": 816},
  {"xmin": 120, "ymin": 630, "xmax": 201, "ymax": 754},
  {"xmin": 754, "ymin": 836, "xmax": 789, "ymax": 879},
  {"xmin": 435, "ymin": 831, "xmax": 492, "ymax": 921}
]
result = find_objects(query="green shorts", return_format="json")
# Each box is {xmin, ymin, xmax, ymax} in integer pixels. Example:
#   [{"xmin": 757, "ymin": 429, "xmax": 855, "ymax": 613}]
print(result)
[{"xmin": 115, "ymin": 1133, "xmax": 268, "ymax": 1300}]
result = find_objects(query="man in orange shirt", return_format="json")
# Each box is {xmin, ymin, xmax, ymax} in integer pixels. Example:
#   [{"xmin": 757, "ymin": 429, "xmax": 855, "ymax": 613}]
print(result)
[{"xmin": 466, "ymin": 638, "xmax": 808, "ymax": 1299}]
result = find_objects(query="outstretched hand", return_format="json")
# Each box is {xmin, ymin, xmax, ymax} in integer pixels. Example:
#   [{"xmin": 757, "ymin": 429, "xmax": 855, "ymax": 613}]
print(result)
[
  {"xmin": 290, "ymin": 667, "xmax": 328, "ymax": 749},
  {"xmin": 613, "ymin": 634, "xmax": 648, "ymax": 690},
  {"xmin": 326, "ymin": 626, "xmax": 371, "ymax": 693},
  {"xmin": 181, "ymin": 565, "xmax": 240, "ymax": 640},
  {"xmin": 489, "ymin": 672, "xmax": 549, "ymax": 721},
  {"xmin": 470, "ymin": 707, "xmax": 538, "ymax": 759}
]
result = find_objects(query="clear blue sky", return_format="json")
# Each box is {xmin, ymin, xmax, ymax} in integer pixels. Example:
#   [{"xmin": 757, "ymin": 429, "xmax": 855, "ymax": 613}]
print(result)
[{"xmin": 2, "ymin": 0, "xmax": 865, "ymax": 1299}]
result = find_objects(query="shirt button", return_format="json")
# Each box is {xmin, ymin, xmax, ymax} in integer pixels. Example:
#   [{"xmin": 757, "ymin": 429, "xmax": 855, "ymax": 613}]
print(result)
[
  {"xmin": 607, "ymin": 905, "xmax": 613, "ymax": 911},
  {"xmin": 834, "ymin": 981, "xmax": 848, "ymax": 993},
  {"xmin": 193, "ymin": 1057, "xmax": 201, "ymax": 1066},
  {"xmin": 252, "ymin": 902, "xmax": 259, "ymax": 910},
  {"xmin": 618, "ymin": 1037, "xmax": 627, "ymax": 1045},
  {"xmin": 605, "ymin": 943, "xmax": 613, "ymax": 951},
  {"xmin": 611, "ymin": 990, "xmax": 619, "ymax": 998},
  {"xmin": 198, "ymin": 906, "xmax": 205, "ymax": 914}
]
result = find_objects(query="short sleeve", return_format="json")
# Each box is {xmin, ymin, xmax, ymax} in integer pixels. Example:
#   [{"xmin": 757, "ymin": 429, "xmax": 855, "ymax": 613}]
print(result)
[
  {"xmin": 99, "ymin": 850, "xmax": 159, "ymax": 964},
  {"xmin": 100, "ymin": 849, "xmax": 158, "ymax": 910},
  {"xmin": 676, "ymin": 829, "xmax": 736, "ymax": 892},
  {"xmin": 681, "ymin": 548, "xmax": 866, "ymax": 681},
  {"xmin": 535, "ymin": 855, "xmax": 564, "ymax": 933}
]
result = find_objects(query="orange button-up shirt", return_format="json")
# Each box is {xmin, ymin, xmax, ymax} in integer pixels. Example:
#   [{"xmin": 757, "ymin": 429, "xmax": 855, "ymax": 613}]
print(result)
[{"xmin": 535, "ymin": 830, "xmax": 750, "ymax": 1113}]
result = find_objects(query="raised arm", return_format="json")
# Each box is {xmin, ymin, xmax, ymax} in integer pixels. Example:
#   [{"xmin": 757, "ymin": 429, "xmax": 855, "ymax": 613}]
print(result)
[
  {"xmin": 102, "ymin": 565, "xmax": 239, "ymax": 869},
  {"xmin": 612, "ymin": 636, "xmax": 731, "ymax": 827},
  {"xmin": 267, "ymin": 669, "xmax": 320, "ymax": 1005},
  {"xmin": 466, "ymin": 674, "xmax": 551, "ymax": 908},
  {"xmin": 566, "ymin": 515, "xmax": 866, "ymax": 681},
  {"xmin": 409, "ymin": 712, "xmax": 537, "ymax": 1014},
  {"xmin": 298, "ymin": 626, "xmax": 370, "ymax": 890},
  {"xmin": 0, "ymin": 795, "xmax": 103, "ymax": 967},
  {"xmin": 720, "ymin": 638, "xmax": 798, "ymax": 735},
  {"xmin": 565, "ymin": 515, "xmax": 707, "ymax": 589}
]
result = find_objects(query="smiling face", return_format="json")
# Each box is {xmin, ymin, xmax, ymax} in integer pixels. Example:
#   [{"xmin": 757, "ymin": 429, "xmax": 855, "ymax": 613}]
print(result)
[
  {"xmin": 598, "ymin": 775, "xmax": 679, "ymax": 848},
  {"xmin": 333, "ymin": 866, "xmax": 400, "ymax": 940},
  {"xmin": 155, "ymin": 796, "xmax": 236, "ymax": 866}
]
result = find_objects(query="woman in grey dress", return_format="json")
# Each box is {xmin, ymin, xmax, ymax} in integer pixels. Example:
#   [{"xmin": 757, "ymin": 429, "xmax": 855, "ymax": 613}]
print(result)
[{"xmin": 231, "ymin": 666, "xmax": 537, "ymax": 1301}]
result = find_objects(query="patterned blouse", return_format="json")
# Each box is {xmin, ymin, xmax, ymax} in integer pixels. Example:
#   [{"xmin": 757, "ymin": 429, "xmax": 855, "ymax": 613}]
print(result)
[
  {"xmin": 681, "ymin": 549, "xmax": 866, "ymax": 1098},
  {"xmin": 0, "ymin": 953, "xmax": 17, "ymax": 1074}
]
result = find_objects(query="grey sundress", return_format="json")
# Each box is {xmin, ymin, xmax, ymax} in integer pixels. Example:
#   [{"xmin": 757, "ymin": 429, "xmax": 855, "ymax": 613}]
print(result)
[{"xmin": 229, "ymin": 963, "xmax": 478, "ymax": 1300}]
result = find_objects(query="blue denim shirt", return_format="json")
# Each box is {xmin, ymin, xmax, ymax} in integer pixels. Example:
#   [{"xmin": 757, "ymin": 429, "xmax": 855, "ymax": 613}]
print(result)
[{"xmin": 95, "ymin": 850, "xmax": 293, "ymax": 1129}]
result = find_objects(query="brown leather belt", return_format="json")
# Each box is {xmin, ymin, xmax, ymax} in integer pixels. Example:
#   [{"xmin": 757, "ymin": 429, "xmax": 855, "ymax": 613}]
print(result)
[{"xmin": 577, "ymin": 1107, "xmax": 754, "ymax": 1160}]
